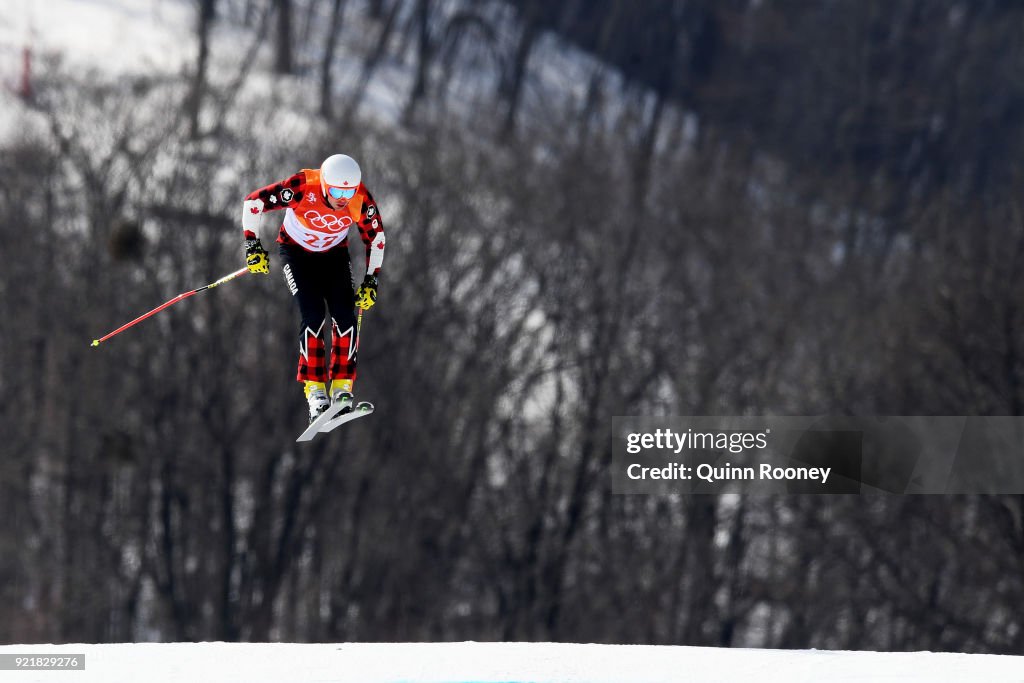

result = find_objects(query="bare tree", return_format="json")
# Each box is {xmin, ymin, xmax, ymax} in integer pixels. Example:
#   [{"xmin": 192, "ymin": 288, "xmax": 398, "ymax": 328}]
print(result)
[
  {"xmin": 186, "ymin": 0, "xmax": 218, "ymax": 138},
  {"xmin": 319, "ymin": 0, "xmax": 347, "ymax": 119},
  {"xmin": 273, "ymin": 0, "xmax": 293, "ymax": 74}
]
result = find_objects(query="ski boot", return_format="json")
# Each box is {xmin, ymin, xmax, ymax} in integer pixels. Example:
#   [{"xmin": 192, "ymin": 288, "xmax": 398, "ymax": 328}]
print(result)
[
  {"xmin": 330, "ymin": 380, "xmax": 354, "ymax": 415},
  {"xmin": 304, "ymin": 381, "xmax": 331, "ymax": 425}
]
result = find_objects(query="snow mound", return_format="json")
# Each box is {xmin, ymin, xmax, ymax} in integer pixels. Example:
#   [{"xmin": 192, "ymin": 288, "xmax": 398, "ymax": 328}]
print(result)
[{"xmin": 1, "ymin": 642, "xmax": 1021, "ymax": 683}]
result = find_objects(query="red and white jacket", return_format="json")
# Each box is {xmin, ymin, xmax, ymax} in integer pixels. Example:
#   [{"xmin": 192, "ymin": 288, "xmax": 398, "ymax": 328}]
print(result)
[{"xmin": 242, "ymin": 168, "xmax": 385, "ymax": 277}]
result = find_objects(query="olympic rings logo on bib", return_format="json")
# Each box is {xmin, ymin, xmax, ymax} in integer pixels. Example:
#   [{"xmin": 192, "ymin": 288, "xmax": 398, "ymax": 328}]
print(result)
[{"xmin": 303, "ymin": 210, "xmax": 352, "ymax": 233}]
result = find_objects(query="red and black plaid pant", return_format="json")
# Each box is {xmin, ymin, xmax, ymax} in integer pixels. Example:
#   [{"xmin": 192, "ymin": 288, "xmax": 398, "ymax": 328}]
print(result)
[{"xmin": 278, "ymin": 241, "xmax": 358, "ymax": 384}]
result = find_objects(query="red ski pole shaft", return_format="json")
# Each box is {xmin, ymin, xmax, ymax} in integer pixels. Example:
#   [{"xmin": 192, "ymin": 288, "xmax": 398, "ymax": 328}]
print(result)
[{"xmin": 90, "ymin": 267, "xmax": 249, "ymax": 347}]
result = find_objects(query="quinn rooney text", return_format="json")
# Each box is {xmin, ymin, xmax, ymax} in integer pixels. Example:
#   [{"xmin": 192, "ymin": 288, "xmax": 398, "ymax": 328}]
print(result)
[{"xmin": 627, "ymin": 462, "xmax": 832, "ymax": 484}]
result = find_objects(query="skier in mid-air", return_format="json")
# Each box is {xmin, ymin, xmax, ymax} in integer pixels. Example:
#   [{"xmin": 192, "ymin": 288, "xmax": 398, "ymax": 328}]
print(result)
[{"xmin": 241, "ymin": 154, "xmax": 385, "ymax": 424}]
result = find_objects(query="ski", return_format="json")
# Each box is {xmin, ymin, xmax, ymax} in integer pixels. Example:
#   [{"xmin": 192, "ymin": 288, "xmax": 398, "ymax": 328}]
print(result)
[
  {"xmin": 295, "ymin": 399, "xmax": 374, "ymax": 442},
  {"xmin": 296, "ymin": 396, "xmax": 353, "ymax": 442},
  {"xmin": 318, "ymin": 400, "xmax": 375, "ymax": 434}
]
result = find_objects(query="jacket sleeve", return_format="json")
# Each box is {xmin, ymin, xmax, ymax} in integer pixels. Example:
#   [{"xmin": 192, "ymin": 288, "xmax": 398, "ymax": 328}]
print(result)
[
  {"xmin": 241, "ymin": 171, "xmax": 307, "ymax": 239},
  {"xmin": 356, "ymin": 187, "xmax": 386, "ymax": 277}
]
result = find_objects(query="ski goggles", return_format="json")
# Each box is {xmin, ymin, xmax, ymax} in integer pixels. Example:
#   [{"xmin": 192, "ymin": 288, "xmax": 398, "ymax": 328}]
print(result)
[{"xmin": 327, "ymin": 186, "xmax": 356, "ymax": 200}]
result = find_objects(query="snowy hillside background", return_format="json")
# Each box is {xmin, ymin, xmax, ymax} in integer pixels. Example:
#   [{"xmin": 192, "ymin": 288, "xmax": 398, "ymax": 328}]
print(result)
[{"xmin": 2, "ymin": 0, "xmax": 1024, "ymax": 660}]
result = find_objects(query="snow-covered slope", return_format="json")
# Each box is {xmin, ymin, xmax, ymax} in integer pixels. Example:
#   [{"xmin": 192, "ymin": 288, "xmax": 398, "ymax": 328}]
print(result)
[
  {"xmin": 1, "ymin": 642, "xmax": 1021, "ymax": 683},
  {"xmin": 0, "ymin": 0, "xmax": 194, "ymax": 76},
  {"xmin": 1, "ymin": 0, "xmax": 612, "ymax": 133}
]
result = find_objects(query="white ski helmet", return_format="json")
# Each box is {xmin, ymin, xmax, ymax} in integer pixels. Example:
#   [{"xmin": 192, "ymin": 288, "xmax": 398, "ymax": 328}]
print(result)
[{"xmin": 320, "ymin": 154, "xmax": 361, "ymax": 198}]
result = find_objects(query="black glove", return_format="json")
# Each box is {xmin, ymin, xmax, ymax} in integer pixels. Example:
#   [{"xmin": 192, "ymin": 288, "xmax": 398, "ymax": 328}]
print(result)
[
  {"xmin": 245, "ymin": 237, "xmax": 270, "ymax": 275},
  {"xmin": 355, "ymin": 274, "xmax": 378, "ymax": 310}
]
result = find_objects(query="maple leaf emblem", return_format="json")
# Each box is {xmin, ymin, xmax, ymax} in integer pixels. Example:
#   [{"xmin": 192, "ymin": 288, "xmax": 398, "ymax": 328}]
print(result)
[{"xmin": 250, "ymin": 207, "xmax": 260, "ymax": 214}]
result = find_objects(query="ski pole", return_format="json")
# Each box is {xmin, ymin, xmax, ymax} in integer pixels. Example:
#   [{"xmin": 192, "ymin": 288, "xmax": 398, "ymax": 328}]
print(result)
[
  {"xmin": 351, "ymin": 306, "xmax": 365, "ymax": 389},
  {"xmin": 356, "ymin": 307, "xmax": 364, "ymax": 350},
  {"xmin": 90, "ymin": 266, "xmax": 249, "ymax": 347}
]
